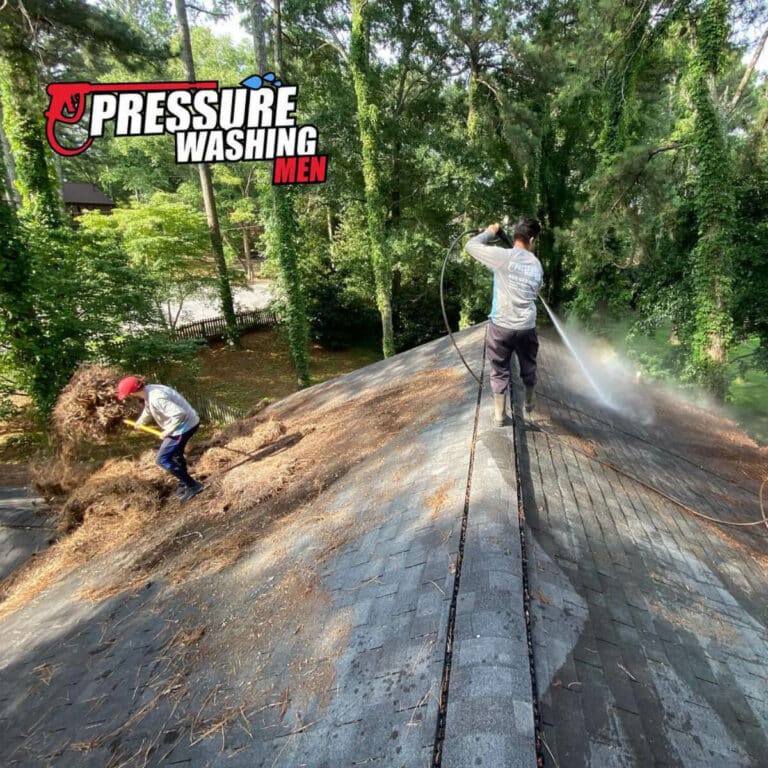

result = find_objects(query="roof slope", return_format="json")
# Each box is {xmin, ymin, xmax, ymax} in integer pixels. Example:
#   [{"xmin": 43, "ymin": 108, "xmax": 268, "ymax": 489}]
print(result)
[{"xmin": 1, "ymin": 325, "xmax": 767, "ymax": 767}]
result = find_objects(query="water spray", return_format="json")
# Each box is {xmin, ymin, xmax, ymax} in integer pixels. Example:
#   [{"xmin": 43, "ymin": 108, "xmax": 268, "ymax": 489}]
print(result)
[
  {"xmin": 441, "ymin": 226, "xmax": 620, "ymax": 412},
  {"xmin": 439, "ymin": 226, "xmax": 768, "ymax": 533},
  {"xmin": 536, "ymin": 295, "xmax": 614, "ymax": 409}
]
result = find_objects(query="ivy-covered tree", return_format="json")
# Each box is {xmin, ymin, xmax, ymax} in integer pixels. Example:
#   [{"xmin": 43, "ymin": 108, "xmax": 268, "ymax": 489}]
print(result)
[
  {"xmin": 267, "ymin": 0, "xmax": 311, "ymax": 385},
  {"xmin": 0, "ymin": 134, "xmax": 41, "ymax": 410},
  {"xmin": 0, "ymin": 0, "xmax": 169, "ymax": 411},
  {"xmin": 349, "ymin": 0, "xmax": 395, "ymax": 357},
  {"xmin": 687, "ymin": 0, "xmax": 736, "ymax": 397}
]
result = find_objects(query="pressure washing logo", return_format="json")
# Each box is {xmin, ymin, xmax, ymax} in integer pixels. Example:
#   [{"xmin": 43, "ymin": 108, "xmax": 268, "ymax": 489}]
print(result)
[{"xmin": 44, "ymin": 73, "xmax": 328, "ymax": 184}]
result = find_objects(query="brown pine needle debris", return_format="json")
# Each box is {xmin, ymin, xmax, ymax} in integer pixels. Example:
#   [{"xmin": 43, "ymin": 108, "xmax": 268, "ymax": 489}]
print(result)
[{"xmin": 1, "ymin": 368, "xmax": 463, "ymax": 621}]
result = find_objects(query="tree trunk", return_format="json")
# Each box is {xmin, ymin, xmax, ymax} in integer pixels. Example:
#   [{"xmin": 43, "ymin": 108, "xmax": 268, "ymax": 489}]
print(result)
[
  {"xmin": 269, "ymin": 0, "xmax": 310, "ymax": 386},
  {"xmin": 0, "ymin": 102, "xmax": 20, "ymax": 206},
  {"xmin": 173, "ymin": 0, "xmax": 239, "ymax": 347},
  {"xmin": 0, "ymin": 21, "xmax": 62, "ymax": 226},
  {"xmin": 242, "ymin": 227, "xmax": 252, "ymax": 279},
  {"xmin": 326, "ymin": 206, "xmax": 337, "ymax": 261},
  {"xmin": 688, "ymin": 0, "xmax": 734, "ymax": 399},
  {"xmin": 251, "ymin": 0, "xmax": 267, "ymax": 73},
  {"xmin": 349, "ymin": 0, "xmax": 395, "ymax": 357}
]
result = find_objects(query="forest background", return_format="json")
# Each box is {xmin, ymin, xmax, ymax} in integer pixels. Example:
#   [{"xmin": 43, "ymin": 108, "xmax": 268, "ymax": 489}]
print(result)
[{"xmin": 1, "ymin": 0, "xmax": 767, "ymax": 439}]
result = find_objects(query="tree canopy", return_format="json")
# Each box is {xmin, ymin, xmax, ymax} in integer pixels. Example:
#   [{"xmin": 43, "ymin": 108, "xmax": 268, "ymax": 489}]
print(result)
[{"xmin": 1, "ymin": 0, "xmax": 767, "ymax": 413}]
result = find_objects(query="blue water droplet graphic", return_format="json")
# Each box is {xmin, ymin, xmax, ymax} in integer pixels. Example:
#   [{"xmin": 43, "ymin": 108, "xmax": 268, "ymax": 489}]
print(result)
[{"xmin": 241, "ymin": 75, "xmax": 263, "ymax": 89}]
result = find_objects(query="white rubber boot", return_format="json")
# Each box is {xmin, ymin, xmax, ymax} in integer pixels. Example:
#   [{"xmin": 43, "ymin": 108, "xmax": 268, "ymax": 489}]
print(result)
[{"xmin": 493, "ymin": 392, "xmax": 506, "ymax": 427}]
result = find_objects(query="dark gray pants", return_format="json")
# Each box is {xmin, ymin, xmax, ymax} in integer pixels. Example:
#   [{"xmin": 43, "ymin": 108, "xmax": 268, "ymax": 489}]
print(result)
[{"xmin": 487, "ymin": 321, "xmax": 539, "ymax": 394}]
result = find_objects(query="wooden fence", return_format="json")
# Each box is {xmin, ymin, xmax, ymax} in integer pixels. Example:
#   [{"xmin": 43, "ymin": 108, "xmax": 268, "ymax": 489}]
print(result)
[
  {"xmin": 97, "ymin": 309, "xmax": 279, "ymax": 426},
  {"xmin": 184, "ymin": 389, "xmax": 246, "ymax": 425},
  {"xmin": 173, "ymin": 308, "xmax": 279, "ymax": 342},
  {"xmin": 171, "ymin": 309, "xmax": 279, "ymax": 424}
]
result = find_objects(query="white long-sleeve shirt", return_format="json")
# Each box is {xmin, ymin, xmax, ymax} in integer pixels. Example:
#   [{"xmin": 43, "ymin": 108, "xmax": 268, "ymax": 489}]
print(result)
[
  {"xmin": 135, "ymin": 384, "xmax": 199, "ymax": 437},
  {"xmin": 465, "ymin": 230, "xmax": 543, "ymax": 331}
]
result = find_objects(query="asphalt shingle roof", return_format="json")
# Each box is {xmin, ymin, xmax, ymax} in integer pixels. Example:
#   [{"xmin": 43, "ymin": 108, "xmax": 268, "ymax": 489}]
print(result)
[{"xmin": 1, "ymin": 325, "xmax": 767, "ymax": 767}]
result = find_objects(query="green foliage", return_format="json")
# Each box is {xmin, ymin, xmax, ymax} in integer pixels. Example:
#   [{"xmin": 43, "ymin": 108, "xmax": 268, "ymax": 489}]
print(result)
[
  {"xmin": 0, "ymin": 0, "xmax": 181, "ymax": 414},
  {"xmin": 0, "ymin": 219, "xmax": 166, "ymax": 411},
  {"xmin": 731, "ymin": 134, "xmax": 768, "ymax": 367},
  {"xmin": 298, "ymin": 202, "xmax": 380, "ymax": 349},
  {"xmin": 78, "ymin": 192, "xmax": 215, "ymax": 329},
  {"xmin": 106, "ymin": 333, "xmax": 204, "ymax": 385},
  {"xmin": 2, "ymin": 0, "xmax": 767, "ymax": 412}
]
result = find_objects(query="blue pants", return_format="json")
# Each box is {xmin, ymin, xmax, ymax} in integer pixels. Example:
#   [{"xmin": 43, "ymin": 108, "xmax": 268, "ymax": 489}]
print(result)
[{"xmin": 156, "ymin": 425, "xmax": 199, "ymax": 487}]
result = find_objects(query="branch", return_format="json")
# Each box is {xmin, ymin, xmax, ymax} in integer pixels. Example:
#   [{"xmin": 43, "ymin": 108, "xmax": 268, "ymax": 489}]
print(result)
[
  {"xmin": 315, "ymin": 38, "xmax": 348, "ymax": 63},
  {"xmin": 730, "ymin": 350, "xmax": 759, "ymax": 364},
  {"xmin": 185, "ymin": 3, "xmax": 228, "ymax": 17},
  {"xmin": 172, "ymin": 299, "xmax": 184, "ymax": 329},
  {"xmin": 243, "ymin": 167, "xmax": 256, "ymax": 196},
  {"xmin": 729, "ymin": 26, "xmax": 768, "ymax": 111},
  {"xmin": 647, "ymin": 143, "xmax": 688, "ymax": 160},
  {"xmin": 477, "ymin": 75, "xmax": 503, "ymax": 106},
  {"xmin": 610, "ymin": 143, "xmax": 690, "ymax": 213}
]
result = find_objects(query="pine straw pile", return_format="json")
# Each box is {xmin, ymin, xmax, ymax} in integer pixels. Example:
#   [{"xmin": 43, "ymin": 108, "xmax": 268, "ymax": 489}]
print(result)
[
  {"xmin": 50, "ymin": 364, "xmax": 127, "ymax": 451},
  {"xmin": 29, "ymin": 456, "xmax": 94, "ymax": 502},
  {"xmin": 652, "ymin": 388, "xmax": 768, "ymax": 486},
  {"xmin": 0, "ymin": 367, "xmax": 465, "ymax": 618}
]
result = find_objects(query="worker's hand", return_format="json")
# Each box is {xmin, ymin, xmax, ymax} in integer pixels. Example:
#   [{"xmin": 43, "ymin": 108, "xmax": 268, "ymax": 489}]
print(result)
[
  {"xmin": 487, "ymin": 223, "xmax": 501, "ymax": 236},
  {"xmin": 160, "ymin": 429, "xmax": 174, "ymax": 440}
]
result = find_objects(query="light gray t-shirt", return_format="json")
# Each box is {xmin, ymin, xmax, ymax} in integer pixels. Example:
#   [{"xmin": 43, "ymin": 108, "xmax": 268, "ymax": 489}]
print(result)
[
  {"xmin": 135, "ymin": 384, "xmax": 200, "ymax": 437},
  {"xmin": 465, "ymin": 230, "xmax": 543, "ymax": 331}
]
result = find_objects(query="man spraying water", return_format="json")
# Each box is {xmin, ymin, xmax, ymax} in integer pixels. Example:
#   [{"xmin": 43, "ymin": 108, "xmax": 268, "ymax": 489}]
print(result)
[{"xmin": 465, "ymin": 218, "xmax": 543, "ymax": 426}]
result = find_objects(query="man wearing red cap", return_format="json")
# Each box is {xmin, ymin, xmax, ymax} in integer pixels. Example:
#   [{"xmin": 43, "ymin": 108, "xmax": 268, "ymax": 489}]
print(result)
[{"xmin": 116, "ymin": 377, "xmax": 204, "ymax": 501}]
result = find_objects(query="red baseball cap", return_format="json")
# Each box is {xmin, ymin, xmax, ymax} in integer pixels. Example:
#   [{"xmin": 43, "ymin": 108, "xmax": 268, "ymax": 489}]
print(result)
[{"xmin": 116, "ymin": 376, "xmax": 144, "ymax": 401}]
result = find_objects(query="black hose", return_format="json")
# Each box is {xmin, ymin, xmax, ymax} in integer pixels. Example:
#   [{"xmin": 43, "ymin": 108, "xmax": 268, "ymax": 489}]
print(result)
[{"xmin": 440, "ymin": 229, "xmax": 484, "ymax": 385}]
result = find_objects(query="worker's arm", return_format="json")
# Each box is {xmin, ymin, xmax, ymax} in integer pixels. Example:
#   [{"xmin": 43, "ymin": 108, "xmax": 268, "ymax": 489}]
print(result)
[
  {"xmin": 464, "ymin": 224, "xmax": 510, "ymax": 270},
  {"xmin": 134, "ymin": 405, "xmax": 152, "ymax": 428}
]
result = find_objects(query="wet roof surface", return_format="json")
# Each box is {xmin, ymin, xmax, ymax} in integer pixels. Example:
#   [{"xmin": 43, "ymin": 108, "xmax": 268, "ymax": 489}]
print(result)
[
  {"xmin": 526, "ymin": 336, "xmax": 768, "ymax": 768},
  {"xmin": 1, "ymin": 325, "xmax": 767, "ymax": 767}
]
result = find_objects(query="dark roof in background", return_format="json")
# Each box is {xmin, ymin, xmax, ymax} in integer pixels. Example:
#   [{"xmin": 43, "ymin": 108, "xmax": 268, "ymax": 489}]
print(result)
[{"xmin": 62, "ymin": 182, "xmax": 114, "ymax": 206}]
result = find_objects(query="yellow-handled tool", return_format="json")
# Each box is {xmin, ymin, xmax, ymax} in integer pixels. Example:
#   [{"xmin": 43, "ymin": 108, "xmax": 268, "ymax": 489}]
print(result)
[{"xmin": 124, "ymin": 419, "xmax": 163, "ymax": 438}]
